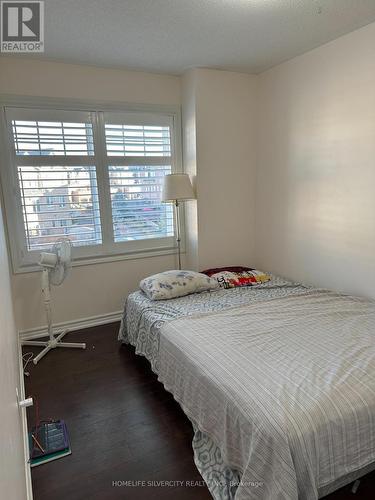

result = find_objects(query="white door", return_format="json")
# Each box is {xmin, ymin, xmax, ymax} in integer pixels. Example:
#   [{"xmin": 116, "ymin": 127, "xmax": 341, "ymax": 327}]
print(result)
[{"xmin": 0, "ymin": 204, "xmax": 30, "ymax": 500}]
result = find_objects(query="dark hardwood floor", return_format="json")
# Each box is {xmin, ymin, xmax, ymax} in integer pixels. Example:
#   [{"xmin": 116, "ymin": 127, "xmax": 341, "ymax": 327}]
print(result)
[{"xmin": 23, "ymin": 323, "xmax": 375, "ymax": 500}]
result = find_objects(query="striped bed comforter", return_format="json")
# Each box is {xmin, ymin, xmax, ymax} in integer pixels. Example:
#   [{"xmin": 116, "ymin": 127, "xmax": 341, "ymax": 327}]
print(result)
[
  {"xmin": 118, "ymin": 275, "xmax": 308, "ymax": 373},
  {"xmin": 157, "ymin": 290, "xmax": 375, "ymax": 500}
]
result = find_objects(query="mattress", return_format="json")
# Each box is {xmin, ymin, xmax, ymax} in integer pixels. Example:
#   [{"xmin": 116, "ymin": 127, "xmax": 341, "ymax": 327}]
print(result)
[
  {"xmin": 118, "ymin": 275, "xmax": 305, "ymax": 497},
  {"xmin": 119, "ymin": 277, "xmax": 375, "ymax": 499},
  {"xmin": 158, "ymin": 290, "xmax": 375, "ymax": 499}
]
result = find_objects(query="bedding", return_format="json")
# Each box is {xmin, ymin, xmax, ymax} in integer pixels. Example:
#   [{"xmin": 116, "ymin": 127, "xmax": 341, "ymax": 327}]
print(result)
[
  {"xmin": 139, "ymin": 270, "xmax": 219, "ymax": 300},
  {"xmin": 119, "ymin": 276, "xmax": 375, "ymax": 499},
  {"xmin": 157, "ymin": 290, "xmax": 375, "ymax": 500}
]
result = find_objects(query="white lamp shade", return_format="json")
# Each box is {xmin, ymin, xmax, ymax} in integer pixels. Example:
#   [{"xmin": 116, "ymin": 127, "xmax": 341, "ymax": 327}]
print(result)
[{"xmin": 161, "ymin": 173, "xmax": 195, "ymax": 202}]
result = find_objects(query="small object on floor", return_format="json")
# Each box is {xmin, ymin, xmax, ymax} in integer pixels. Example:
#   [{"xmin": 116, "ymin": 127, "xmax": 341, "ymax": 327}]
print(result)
[
  {"xmin": 351, "ymin": 479, "xmax": 361, "ymax": 494},
  {"xmin": 31, "ymin": 433, "xmax": 45, "ymax": 453},
  {"xmin": 29, "ymin": 420, "xmax": 71, "ymax": 467}
]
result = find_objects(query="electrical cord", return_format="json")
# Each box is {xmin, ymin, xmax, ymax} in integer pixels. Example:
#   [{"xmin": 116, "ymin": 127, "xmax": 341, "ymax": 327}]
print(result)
[
  {"xmin": 22, "ymin": 352, "xmax": 34, "ymax": 377},
  {"xmin": 30, "ymin": 396, "xmax": 55, "ymax": 459}
]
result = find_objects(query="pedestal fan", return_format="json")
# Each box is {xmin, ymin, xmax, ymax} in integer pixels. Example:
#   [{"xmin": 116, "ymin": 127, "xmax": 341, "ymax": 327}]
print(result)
[{"xmin": 22, "ymin": 238, "xmax": 86, "ymax": 365}]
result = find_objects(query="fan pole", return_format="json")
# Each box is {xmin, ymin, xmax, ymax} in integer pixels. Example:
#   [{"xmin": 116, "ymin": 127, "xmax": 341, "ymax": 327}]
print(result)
[{"xmin": 42, "ymin": 268, "xmax": 54, "ymax": 343}]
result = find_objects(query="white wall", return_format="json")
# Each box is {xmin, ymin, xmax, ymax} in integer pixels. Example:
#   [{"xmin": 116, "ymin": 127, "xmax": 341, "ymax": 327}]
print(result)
[
  {"xmin": 255, "ymin": 22, "xmax": 375, "ymax": 298},
  {"xmin": 0, "ymin": 57, "xmax": 180, "ymax": 104},
  {"xmin": 181, "ymin": 70, "xmax": 199, "ymax": 270},
  {"xmin": 0, "ymin": 201, "xmax": 28, "ymax": 499},
  {"xmin": 182, "ymin": 68, "xmax": 258, "ymax": 271},
  {"xmin": 0, "ymin": 57, "xmax": 181, "ymax": 332}
]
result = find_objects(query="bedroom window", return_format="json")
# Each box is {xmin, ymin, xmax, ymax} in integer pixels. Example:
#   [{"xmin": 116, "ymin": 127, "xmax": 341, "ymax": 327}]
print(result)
[
  {"xmin": 18, "ymin": 165, "xmax": 102, "ymax": 251},
  {"xmin": 103, "ymin": 113, "xmax": 174, "ymax": 244},
  {"xmin": 1, "ymin": 104, "xmax": 180, "ymax": 272}
]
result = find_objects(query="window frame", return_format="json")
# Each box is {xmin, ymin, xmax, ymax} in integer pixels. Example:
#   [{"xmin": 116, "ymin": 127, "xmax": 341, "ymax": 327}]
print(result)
[{"xmin": 0, "ymin": 95, "xmax": 183, "ymax": 274}]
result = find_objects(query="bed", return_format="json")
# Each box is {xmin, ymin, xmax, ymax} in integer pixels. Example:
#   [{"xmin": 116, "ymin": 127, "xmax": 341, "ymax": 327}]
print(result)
[{"xmin": 119, "ymin": 275, "xmax": 375, "ymax": 499}]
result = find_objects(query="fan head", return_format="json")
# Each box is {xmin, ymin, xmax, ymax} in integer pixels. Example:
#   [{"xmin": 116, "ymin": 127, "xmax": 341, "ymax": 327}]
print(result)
[{"xmin": 39, "ymin": 238, "xmax": 72, "ymax": 286}]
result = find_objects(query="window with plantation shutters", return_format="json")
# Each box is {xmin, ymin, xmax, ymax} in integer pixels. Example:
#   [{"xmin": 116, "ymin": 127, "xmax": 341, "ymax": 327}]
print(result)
[
  {"xmin": 108, "ymin": 165, "xmax": 174, "ymax": 242},
  {"xmin": 17, "ymin": 166, "xmax": 102, "ymax": 250},
  {"xmin": 1, "ymin": 104, "xmax": 180, "ymax": 271},
  {"xmin": 104, "ymin": 112, "xmax": 174, "ymax": 243}
]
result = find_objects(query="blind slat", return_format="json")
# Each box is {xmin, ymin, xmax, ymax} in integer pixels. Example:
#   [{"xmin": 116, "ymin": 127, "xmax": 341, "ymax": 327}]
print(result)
[{"xmin": 28, "ymin": 216, "xmax": 101, "ymax": 224}]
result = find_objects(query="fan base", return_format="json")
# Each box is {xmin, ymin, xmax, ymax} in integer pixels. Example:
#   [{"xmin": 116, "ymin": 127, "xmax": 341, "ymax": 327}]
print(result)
[{"xmin": 22, "ymin": 329, "xmax": 86, "ymax": 365}]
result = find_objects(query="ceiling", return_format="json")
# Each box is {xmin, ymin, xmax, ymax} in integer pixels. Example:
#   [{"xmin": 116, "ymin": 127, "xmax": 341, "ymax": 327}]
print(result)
[{"xmin": 16, "ymin": 0, "xmax": 375, "ymax": 74}]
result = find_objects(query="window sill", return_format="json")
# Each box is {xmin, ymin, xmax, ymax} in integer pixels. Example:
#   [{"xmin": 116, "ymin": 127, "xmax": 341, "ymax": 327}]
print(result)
[{"xmin": 13, "ymin": 247, "xmax": 179, "ymax": 274}]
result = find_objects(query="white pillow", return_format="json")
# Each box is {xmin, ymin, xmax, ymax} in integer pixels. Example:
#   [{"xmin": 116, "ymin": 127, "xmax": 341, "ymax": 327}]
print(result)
[{"xmin": 140, "ymin": 270, "xmax": 219, "ymax": 300}]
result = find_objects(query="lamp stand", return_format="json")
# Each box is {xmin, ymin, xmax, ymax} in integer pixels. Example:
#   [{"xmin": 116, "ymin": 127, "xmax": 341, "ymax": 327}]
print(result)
[{"xmin": 174, "ymin": 199, "xmax": 182, "ymax": 270}]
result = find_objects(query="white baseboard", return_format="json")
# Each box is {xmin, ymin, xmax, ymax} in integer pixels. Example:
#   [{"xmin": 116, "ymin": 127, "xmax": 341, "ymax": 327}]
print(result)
[{"xmin": 19, "ymin": 310, "xmax": 122, "ymax": 341}]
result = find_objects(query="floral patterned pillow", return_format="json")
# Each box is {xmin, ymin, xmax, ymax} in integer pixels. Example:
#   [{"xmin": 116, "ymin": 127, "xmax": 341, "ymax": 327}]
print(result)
[
  {"xmin": 140, "ymin": 270, "xmax": 219, "ymax": 300},
  {"xmin": 210, "ymin": 269, "xmax": 271, "ymax": 289}
]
